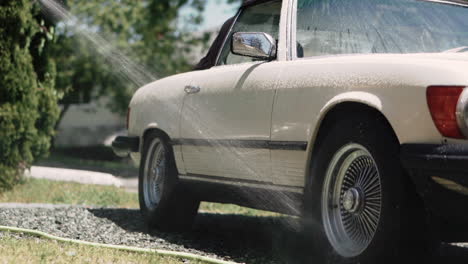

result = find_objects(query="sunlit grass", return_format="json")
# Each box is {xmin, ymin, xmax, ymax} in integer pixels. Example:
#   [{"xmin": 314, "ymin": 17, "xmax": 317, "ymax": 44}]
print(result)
[
  {"xmin": 0, "ymin": 178, "xmax": 138, "ymax": 208},
  {"xmin": 0, "ymin": 232, "xmax": 204, "ymax": 264}
]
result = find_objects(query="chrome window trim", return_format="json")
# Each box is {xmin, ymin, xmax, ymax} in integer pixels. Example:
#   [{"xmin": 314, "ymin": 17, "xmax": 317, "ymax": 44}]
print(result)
[{"xmin": 288, "ymin": 0, "xmax": 297, "ymax": 60}]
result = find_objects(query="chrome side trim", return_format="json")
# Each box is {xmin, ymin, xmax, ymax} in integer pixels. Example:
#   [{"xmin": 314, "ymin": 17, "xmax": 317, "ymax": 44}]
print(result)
[
  {"xmin": 171, "ymin": 138, "xmax": 307, "ymax": 151},
  {"xmin": 179, "ymin": 174, "xmax": 304, "ymax": 194}
]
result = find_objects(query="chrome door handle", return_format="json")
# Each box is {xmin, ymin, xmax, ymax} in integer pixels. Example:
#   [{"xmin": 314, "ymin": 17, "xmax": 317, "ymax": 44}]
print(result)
[{"xmin": 184, "ymin": 85, "xmax": 201, "ymax": 94}]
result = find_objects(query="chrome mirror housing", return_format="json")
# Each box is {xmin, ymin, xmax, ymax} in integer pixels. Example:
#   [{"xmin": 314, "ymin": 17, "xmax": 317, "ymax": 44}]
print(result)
[{"xmin": 231, "ymin": 32, "xmax": 277, "ymax": 60}]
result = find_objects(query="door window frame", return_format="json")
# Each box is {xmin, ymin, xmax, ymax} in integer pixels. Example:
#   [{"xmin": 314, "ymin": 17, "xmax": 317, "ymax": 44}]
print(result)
[{"xmin": 288, "ymin": 0, "xmax": 297, "ymax": 60}]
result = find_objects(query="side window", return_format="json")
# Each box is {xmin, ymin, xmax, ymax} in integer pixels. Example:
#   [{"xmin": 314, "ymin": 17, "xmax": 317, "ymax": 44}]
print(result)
[{"xmin": 217, "ymin": 0, "xmax": 282, "ymax": 66}]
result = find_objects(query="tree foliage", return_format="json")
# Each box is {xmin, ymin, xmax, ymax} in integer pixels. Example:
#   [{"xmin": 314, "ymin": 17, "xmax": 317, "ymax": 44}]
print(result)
[
  {"xmin": 0, "ymin": 0, "xmax": 59, "ymax": 189},
  {"xmin": 51, "ymin": 0, "xmax": 219, "ymax": 117}
]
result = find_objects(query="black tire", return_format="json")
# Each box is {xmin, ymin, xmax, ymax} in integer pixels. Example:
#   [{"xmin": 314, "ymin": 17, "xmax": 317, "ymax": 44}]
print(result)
[
  {"xmin": 302, "ymin": 111, "xmax": 430, "ymax": 263},
  {"xmin": 139, "ymin": 132, "xmax": 200, "ymax": 231}
]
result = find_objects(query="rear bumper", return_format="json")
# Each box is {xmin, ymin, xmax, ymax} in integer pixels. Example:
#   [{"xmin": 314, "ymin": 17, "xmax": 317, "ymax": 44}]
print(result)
[
  {"xmin": 401, "ymin": 143, "xmax": 468, "ymax": 228},
  {"xmin": 401, "ymin": 143, "xmax": 468, "ymax": 185},
  {"xmin": 111, "ymin": 136, "xmax": 140, "ymax": 157}
]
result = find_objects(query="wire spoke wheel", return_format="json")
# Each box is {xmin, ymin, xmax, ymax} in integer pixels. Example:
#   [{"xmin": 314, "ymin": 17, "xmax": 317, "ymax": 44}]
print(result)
[
  {"xmin": 322, "ymin": 143, "xmax": 382, "ymax": 258},
  {"xmin": 143, "ymin": 139, "xmax": 166, "ymax": 210}
]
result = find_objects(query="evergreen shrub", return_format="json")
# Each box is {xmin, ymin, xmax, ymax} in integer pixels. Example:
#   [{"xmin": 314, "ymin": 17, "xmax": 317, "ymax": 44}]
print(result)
[{"xmin": 0, "ymin": 0, "xmax": 59, "ymax": 189}]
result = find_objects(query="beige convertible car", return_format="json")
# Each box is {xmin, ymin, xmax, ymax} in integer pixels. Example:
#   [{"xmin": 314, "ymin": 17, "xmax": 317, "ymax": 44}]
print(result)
[{"xmin": 113, "ymin": 0, "xmax": 468, "ymax": 262}]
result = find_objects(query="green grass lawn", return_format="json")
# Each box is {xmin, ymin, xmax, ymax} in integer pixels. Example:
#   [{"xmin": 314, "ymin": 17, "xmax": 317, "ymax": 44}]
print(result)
[
  {"xmin": 0, "ymin": 178, "xmax": 279, "ymax": 216},
  {"xmin": 0, "ymin": 232, "xmax": 204, "ymax": 264},
  {"xmin": 0, "ymin": 178, "xmax": 139, "ymax": 208}
]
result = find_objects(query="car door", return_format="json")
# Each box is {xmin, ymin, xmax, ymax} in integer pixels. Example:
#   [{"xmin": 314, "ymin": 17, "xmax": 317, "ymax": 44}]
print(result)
[{"xmin": 178, "ymin": 0, "xmax": 285, "ymax": 184}]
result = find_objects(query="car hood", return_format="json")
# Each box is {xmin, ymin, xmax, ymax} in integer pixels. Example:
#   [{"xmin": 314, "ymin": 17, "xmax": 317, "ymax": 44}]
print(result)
[{"xmin": 402, "ymin": 52, "xmax": 468, "ymax": 62}]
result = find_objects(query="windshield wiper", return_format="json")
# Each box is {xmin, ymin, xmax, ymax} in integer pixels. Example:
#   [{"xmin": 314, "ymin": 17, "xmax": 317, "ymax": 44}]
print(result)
[
  {"xmin": 419, "ymin": 0, "xmax": 468, "ymax": 8},
  {"xmin": 443, "ymin": 46, "xmax": 468, "ymax": 53}
]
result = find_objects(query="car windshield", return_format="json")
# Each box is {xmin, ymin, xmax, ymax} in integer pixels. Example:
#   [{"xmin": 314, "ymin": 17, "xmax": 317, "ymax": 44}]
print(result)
[{"xmin": 296, "ymin": 0, "xmax": 468, "ymax": 57}]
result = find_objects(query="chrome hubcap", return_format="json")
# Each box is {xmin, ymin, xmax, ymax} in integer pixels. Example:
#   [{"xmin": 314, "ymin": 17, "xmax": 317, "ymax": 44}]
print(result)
[
  {"xmin": 342, "ymin": 187, "xmax": 361, "ymax": 213},
  {"xmin": 143, "ymin": 139, "xmax": 166, "ymax": 209},
  {"xmin": 322, "ymin": 143, "xmax": 382, "ymax": 257}
]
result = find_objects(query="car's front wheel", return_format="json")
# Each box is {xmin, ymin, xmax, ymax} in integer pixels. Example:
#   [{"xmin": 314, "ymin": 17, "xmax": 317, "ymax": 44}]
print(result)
[
  {"xmin": 303, "ymin": 111, "xmax": 430, "ymax": 263},
  {"xmin": 139, "ymin": 132, "xmax": 199, "ymax": 231}
]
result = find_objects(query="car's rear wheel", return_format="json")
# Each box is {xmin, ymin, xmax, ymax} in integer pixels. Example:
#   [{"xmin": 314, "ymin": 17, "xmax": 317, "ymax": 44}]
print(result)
[
  {"xmin": 139, "ymin": 132, "xmax": 199, "ymax": 231},
  {"xmin": 322, "ymin": 143, "xmax": 382, "ymax": 258},
  {"xmin": 303, "ymin": 111, "xmax": 430, "ymax": 263}
]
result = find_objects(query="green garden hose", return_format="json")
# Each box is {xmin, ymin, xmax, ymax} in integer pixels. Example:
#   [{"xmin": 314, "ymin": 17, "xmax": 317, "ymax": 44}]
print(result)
[{"xmin": 0, "ymin": 225, "xmax": 240, "ymax": 264}]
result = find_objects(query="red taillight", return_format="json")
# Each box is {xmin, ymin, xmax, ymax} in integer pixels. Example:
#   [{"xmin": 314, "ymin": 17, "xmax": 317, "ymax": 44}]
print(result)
[
  {"xmin": 426, "ymin": 86, "xmax": 465, "ymax": 139},
  {"xmin": 126, "ymin": 108, "xmax": 130, "ymax": 130}
]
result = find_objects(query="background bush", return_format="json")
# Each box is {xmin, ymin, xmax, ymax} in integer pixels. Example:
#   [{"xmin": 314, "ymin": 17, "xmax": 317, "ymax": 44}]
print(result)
[{"xmin": 0, "ymin": 0, "xmax": 59, "ymax": 189}]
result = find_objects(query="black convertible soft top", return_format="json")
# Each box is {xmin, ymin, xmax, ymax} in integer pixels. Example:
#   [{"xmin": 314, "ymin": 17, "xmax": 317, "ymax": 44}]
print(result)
[
  {"xmin": 241, "ymin": 0, "xmax": 274, "ymax": 7},
  {"xmin": 193, "ymin": 16, "xmax": 235, "ymax": 70}
]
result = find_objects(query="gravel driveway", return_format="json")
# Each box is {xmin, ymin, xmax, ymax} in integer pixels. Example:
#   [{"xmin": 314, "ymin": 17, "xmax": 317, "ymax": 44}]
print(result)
[
  {"xmin": 0, "ymin": 205, "xmax": 305, "ymax": 264},
  {"xmin": 2, "ymin": 204, "xmax": 468, "ymax": 263}
]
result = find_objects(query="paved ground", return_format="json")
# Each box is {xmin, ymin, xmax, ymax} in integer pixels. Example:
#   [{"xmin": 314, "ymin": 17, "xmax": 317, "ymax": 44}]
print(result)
[{"xmin": 26, "ymin": 166, "xmax": 138, "ymax": 192}]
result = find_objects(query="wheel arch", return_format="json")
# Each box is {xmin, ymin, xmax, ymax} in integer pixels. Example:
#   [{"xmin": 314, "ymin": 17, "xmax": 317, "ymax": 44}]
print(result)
[
  {"xmin": 304, "ymin": 100, "xmax": 400, "ymax": 187},
  {"xmin": 141, "ymin": 125, "xmax": 173, "ymax": 152},
  {"xmin": 138, "ymin": 125, "xmax": 183, "ymax": 174}
]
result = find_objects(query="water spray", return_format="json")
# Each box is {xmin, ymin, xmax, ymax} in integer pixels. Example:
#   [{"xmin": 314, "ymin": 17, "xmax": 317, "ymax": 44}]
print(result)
[
  {"xmin": 38, "ymin": 0, "xmax": 157, "ymax": 88},
  {"xmin": 38, "ymin": 0, "xmax": 301, "ymax": 245}
]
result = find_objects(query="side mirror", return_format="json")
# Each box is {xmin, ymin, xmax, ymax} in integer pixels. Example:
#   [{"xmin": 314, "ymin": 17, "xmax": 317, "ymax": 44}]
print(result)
[{"xmin": 231, "ymin": 32, "xmax": 277, "ymax": 60}]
